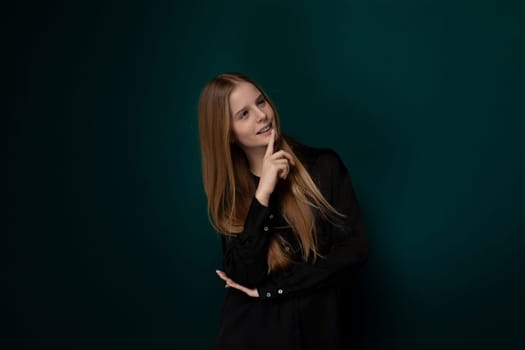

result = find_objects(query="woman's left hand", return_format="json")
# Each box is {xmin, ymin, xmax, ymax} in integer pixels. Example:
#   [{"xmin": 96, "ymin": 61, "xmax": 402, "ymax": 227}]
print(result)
[{"xmin": 215, "ymin": 270, "xmax": 259, "ymax": 298}]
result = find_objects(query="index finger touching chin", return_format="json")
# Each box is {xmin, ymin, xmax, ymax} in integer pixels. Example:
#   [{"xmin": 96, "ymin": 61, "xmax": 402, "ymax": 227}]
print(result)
[{"xmin": 265, "ymin": 127, "xmax": 275, "ymax": 156}]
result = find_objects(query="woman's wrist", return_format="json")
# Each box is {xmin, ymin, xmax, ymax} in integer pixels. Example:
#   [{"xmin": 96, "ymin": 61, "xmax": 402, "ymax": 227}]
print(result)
[{"xmin": 255, "ymin": 189, "xmax": 271, "ymax": 207}]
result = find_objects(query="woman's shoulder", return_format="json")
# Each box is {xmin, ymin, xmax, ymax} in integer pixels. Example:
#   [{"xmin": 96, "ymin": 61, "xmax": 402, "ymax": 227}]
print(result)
[{"xmin": 286, "ymin": 135, "xmax": 345, "ymax": 170}]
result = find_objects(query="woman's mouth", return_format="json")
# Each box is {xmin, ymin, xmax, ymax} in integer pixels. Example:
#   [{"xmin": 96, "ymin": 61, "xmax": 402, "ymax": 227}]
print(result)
[{"xmin": 257, "ymin": 122, "xmax": 272, "ymax": 135}]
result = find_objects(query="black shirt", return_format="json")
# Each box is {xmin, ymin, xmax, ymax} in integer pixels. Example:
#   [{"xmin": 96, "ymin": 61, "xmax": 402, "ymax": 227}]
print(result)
[{"xmin": 214, "ymin": 143, "xmax": 368, "ymax": 350}]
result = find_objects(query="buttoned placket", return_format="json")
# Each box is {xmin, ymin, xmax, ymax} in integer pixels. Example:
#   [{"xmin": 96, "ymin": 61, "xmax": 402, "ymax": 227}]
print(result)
[
  {"xmin": 263, "ymin": 212, "xmax": 274, "ymax": 232},
  {"xmin": 262, "ymin": 211, "xmax": 287, "ymax": 299}
]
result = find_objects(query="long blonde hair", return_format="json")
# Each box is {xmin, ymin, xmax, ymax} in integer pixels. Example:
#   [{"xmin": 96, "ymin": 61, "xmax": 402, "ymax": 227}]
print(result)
[{"xmin": 198, "ymin": 72, "xmax": 344, "ymax": 272}]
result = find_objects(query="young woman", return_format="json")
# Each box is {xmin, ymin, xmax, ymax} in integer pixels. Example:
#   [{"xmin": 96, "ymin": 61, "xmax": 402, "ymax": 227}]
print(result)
[{"xmin": 198, "ymin": 72, "xmax": 368, "ymax": 350}]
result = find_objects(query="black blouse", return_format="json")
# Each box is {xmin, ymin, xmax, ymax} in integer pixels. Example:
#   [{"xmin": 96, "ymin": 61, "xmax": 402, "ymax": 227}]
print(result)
[{"xmin": 214, "ymin": 142, "xmax": 368, "ymax": 350}]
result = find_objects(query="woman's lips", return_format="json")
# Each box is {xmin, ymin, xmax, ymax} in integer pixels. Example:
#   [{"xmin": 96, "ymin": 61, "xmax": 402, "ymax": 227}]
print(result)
[{"xmin": 257, "ymin": 122, "xmax": 272, "ymax": 135}]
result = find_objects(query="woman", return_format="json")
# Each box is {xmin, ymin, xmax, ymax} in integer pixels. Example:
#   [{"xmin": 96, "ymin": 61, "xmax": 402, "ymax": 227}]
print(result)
[{"xmin": 198, "ymin": 72, "xmax": 368, "ymax": 350}]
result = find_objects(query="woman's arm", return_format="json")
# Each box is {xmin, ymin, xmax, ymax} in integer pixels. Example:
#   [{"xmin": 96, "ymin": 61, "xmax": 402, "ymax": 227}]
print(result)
[
  {"xmin": 257, "ymin": 150, "xmax": 368, "ymax": 299},
  {"xmin": 220, "ymin": 129, "xmax": 297, "ymax": 288},
  {"xmin": 221, "ymin": 197, "xmax": 271, "ymax": 287},
  {"xmin": 220, "ymin": 196, "xmax": 273, "ymax": 287}
]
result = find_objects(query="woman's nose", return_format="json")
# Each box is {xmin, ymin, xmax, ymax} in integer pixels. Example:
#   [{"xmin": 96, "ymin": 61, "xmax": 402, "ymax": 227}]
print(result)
[{"xmin": 255, "ymin": 107, "xmax": 267, "ymax": 121}]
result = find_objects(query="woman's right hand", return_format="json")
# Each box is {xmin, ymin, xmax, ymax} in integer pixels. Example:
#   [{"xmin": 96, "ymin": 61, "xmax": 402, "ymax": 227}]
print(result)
[{"xmin": 255, "ymin": 128, "xmax": 295, "ymax": 206}]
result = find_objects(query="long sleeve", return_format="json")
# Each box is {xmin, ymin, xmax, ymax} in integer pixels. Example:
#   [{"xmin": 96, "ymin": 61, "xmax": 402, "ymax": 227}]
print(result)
[
  {"xmin": 220, "ymin": 195, "xmax": 273, "ymax": 287},
  {"xmin": 257, "ymin": 150, "xmax": 368, "ymax": 299}
]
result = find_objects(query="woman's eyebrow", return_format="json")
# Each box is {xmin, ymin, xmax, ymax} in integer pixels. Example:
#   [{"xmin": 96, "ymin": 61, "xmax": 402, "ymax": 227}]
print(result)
[{"xmin": 234, "ymin": 94, "xmax": 263, "ymax": 116}]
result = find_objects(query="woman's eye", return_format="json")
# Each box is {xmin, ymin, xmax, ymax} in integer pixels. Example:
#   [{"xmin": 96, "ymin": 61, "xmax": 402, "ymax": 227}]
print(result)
[
  {"xmin": 257, "ymin": 99, "xmax": 266, "ymax": 106},
  {"xmin": 240, "ymin": 110, "xmax": 249, "ymax": 118}
]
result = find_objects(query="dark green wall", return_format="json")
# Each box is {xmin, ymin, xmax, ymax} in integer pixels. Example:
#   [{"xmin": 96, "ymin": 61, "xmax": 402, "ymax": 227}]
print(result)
[{"xmin": 10, "ymin": 0, "xmax": 524, "ymax": 348}]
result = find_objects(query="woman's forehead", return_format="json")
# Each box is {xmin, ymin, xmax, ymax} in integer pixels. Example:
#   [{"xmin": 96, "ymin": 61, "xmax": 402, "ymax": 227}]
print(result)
[{"xmin": 229, "ymin": 82, "xmax": 261, "ymax": 108}]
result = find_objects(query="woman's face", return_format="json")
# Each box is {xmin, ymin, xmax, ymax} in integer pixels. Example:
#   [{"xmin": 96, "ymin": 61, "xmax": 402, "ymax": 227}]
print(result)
[{"xmin": 229, "ymin": 81, "xmax": 275, "ymax": 151}]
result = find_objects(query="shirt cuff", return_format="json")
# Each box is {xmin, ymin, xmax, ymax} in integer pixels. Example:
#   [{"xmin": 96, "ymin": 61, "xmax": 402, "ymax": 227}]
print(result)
[{"xmin": 243, "ymin": 196, "xmax": 272, "ymax": 229}]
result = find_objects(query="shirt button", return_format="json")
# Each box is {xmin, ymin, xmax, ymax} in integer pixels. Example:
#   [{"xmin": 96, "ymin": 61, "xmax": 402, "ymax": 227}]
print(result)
[
  {"xmin": 269, "ymin": 214, "xmax": 274, "ymax": 219},
  {"xmin": 266, "ymin": 292, "xmax": 271, "ymax": 298},
  {"xmin": 277, "ymin": 289, "xmax": 283, "ymax": 295},
  {"xmin": 263, "ymin": 226, "xmax": 269, "ymax": 231}
]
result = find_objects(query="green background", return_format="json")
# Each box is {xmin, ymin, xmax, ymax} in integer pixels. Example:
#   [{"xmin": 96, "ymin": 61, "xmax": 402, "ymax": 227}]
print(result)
[{"xmin": 10, "ymin": 0, "xmax": 524, "ymax": 348}]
